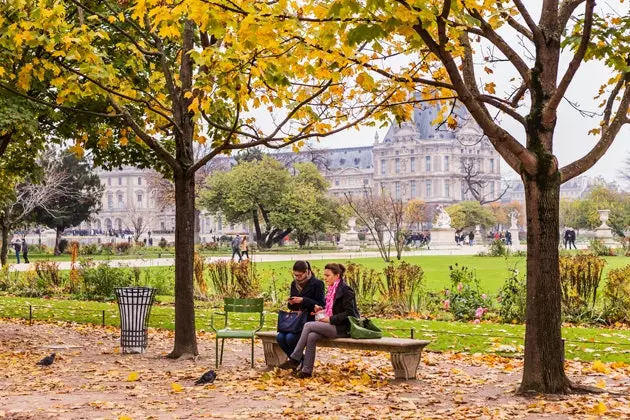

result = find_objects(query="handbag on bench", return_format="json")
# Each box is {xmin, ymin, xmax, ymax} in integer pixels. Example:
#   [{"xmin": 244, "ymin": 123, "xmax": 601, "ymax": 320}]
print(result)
[
  {"xmin": 348, "ymin": 316, "xmax": 383, "ymax": 339},
  {"xmin": 277, "ymin": 310, "xmax": 308, "ymax": 334}
]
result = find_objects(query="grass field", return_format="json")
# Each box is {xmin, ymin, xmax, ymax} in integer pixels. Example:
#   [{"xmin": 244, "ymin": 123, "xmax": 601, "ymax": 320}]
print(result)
[{"xmin": 1, "ymin": 295, "xmax": 629, "ymax": 362}]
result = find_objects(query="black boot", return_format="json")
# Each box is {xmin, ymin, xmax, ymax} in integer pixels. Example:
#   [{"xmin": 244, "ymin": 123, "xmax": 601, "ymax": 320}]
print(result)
[{"xmin": 278, "ymin": 358, "xmax": 300, "ymax": 370}]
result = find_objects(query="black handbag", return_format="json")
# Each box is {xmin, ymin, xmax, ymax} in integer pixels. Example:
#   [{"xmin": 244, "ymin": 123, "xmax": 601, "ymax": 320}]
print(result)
[{"xmin": 277, "ymin": 310, "xmax": 308, "ymax": 334}]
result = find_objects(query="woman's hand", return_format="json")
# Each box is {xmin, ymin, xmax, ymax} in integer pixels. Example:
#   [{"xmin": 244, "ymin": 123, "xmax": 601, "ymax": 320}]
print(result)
[
  {"xmin": 312, "ymin": 305, "xmax": 323, "ymax": 314},
  {"xmin": 288, "ymin": 296, "xmax": 303, "ymax": 305}
]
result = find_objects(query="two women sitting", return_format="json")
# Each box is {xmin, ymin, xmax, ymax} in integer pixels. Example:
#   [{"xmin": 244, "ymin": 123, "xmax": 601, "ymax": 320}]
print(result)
[{"xmin": 277, "ymin": 261, "xmax": 359, "ymax": 378}]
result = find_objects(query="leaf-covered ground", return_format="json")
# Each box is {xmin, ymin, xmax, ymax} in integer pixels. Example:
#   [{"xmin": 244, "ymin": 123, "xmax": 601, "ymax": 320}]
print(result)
[{"xmin": 0, "ymin": 319, "xmax": 629, "ymax": 419}]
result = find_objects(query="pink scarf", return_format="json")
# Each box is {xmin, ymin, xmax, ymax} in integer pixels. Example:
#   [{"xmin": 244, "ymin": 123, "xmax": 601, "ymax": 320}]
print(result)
[{"xmin": 324, "ymin": 279, "xmax": 341, "ymax": 317}]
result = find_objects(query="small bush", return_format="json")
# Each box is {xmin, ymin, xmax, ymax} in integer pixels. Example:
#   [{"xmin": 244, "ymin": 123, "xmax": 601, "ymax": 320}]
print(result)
[
  {"xmin": 79, "ymin": 260, "xmax": 133, "ymax": 300},
  {"xmin": 445, "ymin": 264, "xmax": 488, "ymax": 321},
  {"xmin": 158, "ymin": 237, "xmax": 168, "ymax": 249},
  {"xmin": 603, "ymin": 264, "xmax": 630, "ymax": 323},
  {"xmin": 115, "ymin": 242, "xmax": 132, "ymax": 254},
  {"xmin": 198, "ymin": 242, "xmax": 219, "ymax": 252},
  {"xmin": 345, "ymin": 262, "xmax": 383, "ymax": 313},
  {"xmin": 559, "ymin": 255, "xmax": 606, "ymax": 320},
  {"xmin": 144, "ymin": 268, "xmax": 174, "ymax": 295},
  {"xmin": 34, "ymin": 260, "xmax": 62, "ymax": 287},
  {"xmin": 497, "ymin": 266, "xmax": 527, "ymax": 323},
  {"xmin": 79, "ymin": 243, "xmax": 100, "ymax": 255},
  {"xmin": 382, "ymin": 261, "xmax": 425, "ymax": 314},
  {"xmin": 488, "ymin": 239, "xmax": 509, "ymax": 257},
  {"xmin": 207, "ymin": 260, "xmax": 261, "ymax": 298},
  {"xmin": 27, "ymin": 243, "xmax": 49, "ymax": 254},
  {"xmin": 588, "ymin": 239, "xmax": 614, "ymax": 257}
]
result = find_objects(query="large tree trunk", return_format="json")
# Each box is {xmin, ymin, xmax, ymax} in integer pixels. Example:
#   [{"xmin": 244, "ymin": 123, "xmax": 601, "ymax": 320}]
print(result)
[
  {"xmin": 168, "ymin": 172, "xmax": 198, "ymax": 358},
  {"xmin": 519, "ymin": 174, "xmax": 571, "ymax": 393},
  {"xmin": 1, "ymin": 223, "xmax": 8, "ymax": 266}
]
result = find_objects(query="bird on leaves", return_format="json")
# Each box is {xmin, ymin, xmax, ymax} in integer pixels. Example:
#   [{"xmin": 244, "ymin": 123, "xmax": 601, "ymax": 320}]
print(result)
[
  {"xmin": 194, "ymin": 370, "xmax": 217, "ymax": 385},
  {"xmin": 36, "ymin": 353, "xmax": 56, "ymax": 366}
]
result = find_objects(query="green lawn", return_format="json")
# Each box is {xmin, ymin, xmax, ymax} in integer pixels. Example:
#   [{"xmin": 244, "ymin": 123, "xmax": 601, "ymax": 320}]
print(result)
[{"xmin": 2, "ymin": 295, "xmax": 629, "ymax": 362}]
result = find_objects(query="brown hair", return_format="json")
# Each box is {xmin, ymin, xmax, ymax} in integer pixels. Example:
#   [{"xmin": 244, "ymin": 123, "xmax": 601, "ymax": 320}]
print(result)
[
  {"xmin": 292, "ymin": 260, "xmax": 312, "ymax": 273},
  {"xmin": 324, "ymin": 263, "xmax": 346, "ymax": 278}
]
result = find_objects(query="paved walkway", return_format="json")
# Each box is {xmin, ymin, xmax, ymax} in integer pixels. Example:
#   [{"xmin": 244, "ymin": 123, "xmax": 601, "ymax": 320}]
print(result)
[{"xmin": 7, "ymin": 245, "xmax": 524, "ymax": 272}]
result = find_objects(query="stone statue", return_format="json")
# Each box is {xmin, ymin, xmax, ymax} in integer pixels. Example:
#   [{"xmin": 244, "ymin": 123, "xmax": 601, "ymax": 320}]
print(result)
[
  {"xmin": 435, "ymin": 205, "xmax": 452, "ymax": 229},
  {"xmin": 509, "ymin": 210, "xmax": 519, "ymax": 229}
]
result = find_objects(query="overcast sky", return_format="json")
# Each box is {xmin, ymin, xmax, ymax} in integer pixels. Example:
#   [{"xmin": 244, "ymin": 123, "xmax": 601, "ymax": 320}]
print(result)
[{"xmin": 293, "ymin": 1, "xmax": 630, "ymax": 186}]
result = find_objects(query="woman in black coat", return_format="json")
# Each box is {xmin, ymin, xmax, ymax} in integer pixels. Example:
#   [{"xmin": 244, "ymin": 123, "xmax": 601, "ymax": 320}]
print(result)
[
  {"xmin": 276, "ymin": 261, "xmax": 325, "ymax": 357},
  {"xmin": 278, "ymin": 263, "xmax": 359, "ymax": 378}
]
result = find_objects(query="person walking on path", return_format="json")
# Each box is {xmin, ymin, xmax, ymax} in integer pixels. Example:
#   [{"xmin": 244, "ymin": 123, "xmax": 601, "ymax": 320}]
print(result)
[
  {"xmin": 231, "ymin": 235, "xmax": 242, "ymax": 262},
  {"xmin": 21, "ymin": 239, "xmax": 29, "ymax": 264},
  {"xmin": 468, "ymin": 231, "xmax": 474, "ymax": 246},
  {"xmin": 278, "ymin": 263, "xmax": 360, "ymax": 378},
  {"xmin": 569, "ymin": 228, "xmax": 577, "ymax": 249},
  {"xmin": 240, "ymin": 237, "xmax": 249, "ymax": 260},
  {"xmin": 11, "ymin": 237, "xmax": 21, "ymax": 264}
]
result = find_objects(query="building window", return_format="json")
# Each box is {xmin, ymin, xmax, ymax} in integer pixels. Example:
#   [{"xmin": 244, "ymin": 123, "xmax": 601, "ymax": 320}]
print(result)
[
  {"xmin": 395, "ymin": 182, "xmax": 400, "ymax": 199},
  {"xmin": 137, "ymin": 194, "xmax": 142, "ymax": 205},
  {"xmin": 410, "ymin": 181, "xmax": 416, "ymax": 198},
  {"xmin": 410, "ymin": 157, "xmax": 415, "ymax": 172},
  {"xmin": 490, "ymin": 158, "xmax": 495, "ymax": 173},
  {"xmin": 161, "ymin": 222, "xmax": 165, "ymax": 231},
  {"xmin": 138, "ymin": 177, "xmax": 142, "ymax": 185},
  {"xmin": 107, "ymin": 194, "xmax": 113, "ymax": 209},
  {"xmin": 444, "ymin": 156, "xmax": 449, "ymax": 171},
  {"xmin": 107, "ymin": 178, "xmax": 111, "ymax": 186},
  {"xmin": 445, "ymin": 181, "xmax": 450, "ymax": 197},
  {"xmin": 425, "ymin": 156, "xmax": 431, "ymax": 172},
  {"xmin": 380, "ymin": 159, "xmax": 386, "ymax": 175},
  {"xmin": 490, "ymin": 182, "xmax": 495, "ymax": 196},
  {"xmin": 117, "ymin": 194, "xmax": 124, "ymax": 208},
  {"xmin": 335, "ymin": 179, "xmax": 340, "ymax": 186},
  {"xmin": 395, "ymin": 158, "xmax": 400, "ymax": 174},
  {"xmin": 363, "ymin": 178, "xmax": 369, "ymax": 185},
  {"xmin": 425, "ymin": 180, "xmax": 432, "ymax": 198},
  {"xmin": 118, "ymin": 177, "xmax": 122, "ymax": 185}
]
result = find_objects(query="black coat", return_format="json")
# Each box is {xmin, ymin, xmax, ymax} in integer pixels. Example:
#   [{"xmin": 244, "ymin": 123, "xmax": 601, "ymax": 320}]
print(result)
[
  {"xmin": 329, "ymin": 281, "xmax": 360, "ymax": 336},
  {"xmin": 288, "ymin": 276, "xmax": 325, "ymax": 321}
]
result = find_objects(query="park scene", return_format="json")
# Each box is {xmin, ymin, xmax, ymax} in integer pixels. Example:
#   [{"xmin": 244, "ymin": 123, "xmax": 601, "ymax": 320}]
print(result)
[{"xmin": 1, "ymin": 0, "xmax": 630, "ymax": 419}]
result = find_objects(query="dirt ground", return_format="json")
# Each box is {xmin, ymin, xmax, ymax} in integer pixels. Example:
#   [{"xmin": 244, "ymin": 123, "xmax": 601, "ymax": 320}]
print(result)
[{"xmin": 0, "ymin": 319, "xmax": 628, "ymax": 419}]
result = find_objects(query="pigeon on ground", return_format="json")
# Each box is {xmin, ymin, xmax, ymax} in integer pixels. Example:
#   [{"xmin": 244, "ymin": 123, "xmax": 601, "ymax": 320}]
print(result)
[
  {"xmin": 194, "ymin": 370, "xmax": 217, "ymax": 385},
  {"xmin": 36, "ymin": 353, "xmax": 56, "ymax": 366}
]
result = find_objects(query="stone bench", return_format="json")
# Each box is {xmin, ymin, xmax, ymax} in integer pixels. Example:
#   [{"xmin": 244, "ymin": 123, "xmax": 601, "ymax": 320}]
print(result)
[{"xmin": 256, "ymin": 331, "xmax": 431, "ymax": 380}]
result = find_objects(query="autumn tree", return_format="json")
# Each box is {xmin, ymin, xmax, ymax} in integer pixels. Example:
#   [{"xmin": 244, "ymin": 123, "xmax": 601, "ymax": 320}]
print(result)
[
  {"xmin": 287, "ymin": 0, "xmax": 630, "ymax": 393},
  {"xmin": 460, "ymin": 158, "xmax": 509, "ymax": 204},
  {"xmin": 0, "ymin": 0, "xmax": 407, "ymax": 358},
  {"xmin": 445, "ymin": 201, "xmax": 496, "ymax": 231},
  {"xmin": 404, "ymin": 198, "xmax": 427, "ymax": 230}
]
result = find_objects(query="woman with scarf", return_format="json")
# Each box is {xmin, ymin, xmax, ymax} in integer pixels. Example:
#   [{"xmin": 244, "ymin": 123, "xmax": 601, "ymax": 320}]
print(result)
[
  {"xmin": 276, "ymin": 261, "xmax": 325, "ymax": 357},
  {"xmin": 278, "ymin": 263, "xmax": 359, "ymax": 378}
]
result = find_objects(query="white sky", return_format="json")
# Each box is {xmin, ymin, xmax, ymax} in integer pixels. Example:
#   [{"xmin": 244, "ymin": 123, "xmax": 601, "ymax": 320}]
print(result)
[{"xmin": 292, "ymin": 1, "xmax": 630, "ymax": 185}]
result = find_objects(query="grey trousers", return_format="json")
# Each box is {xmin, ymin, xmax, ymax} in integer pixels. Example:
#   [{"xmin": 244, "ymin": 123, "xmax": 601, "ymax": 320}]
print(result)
[{"xmin": 290, "ymin": 321, "xmax": 338, "ymax": 374}]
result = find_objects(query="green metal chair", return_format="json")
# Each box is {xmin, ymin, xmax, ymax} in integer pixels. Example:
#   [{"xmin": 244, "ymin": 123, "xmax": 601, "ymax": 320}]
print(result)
[{"xmin": 209, "ymin": 297, "xmax": 264, "ymax": 368}]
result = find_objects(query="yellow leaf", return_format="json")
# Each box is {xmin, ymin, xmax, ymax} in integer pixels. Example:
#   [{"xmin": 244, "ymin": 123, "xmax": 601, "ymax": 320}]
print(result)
[
  {"xmin": 590, "ymin": 401, "xmax": 607, "ymax": 415},
  {"xmin": 595, "ymin": 379, "xmax": 606, "ymax": 389},
  {"xmin": 592, "ymin": 361, "xmax": 610, "ymax": 374},
  {"xmin": 485, "ymin": 82, "xmax": 496, "ymax": 95},
  {"xmin": 127, "ymin": 371, "xmax": 139, "ymax": 382},
  {"xmin": 68, "ymin": 144, "xmax": 85, "ymax": 158},
  {"xmin": 119, "ymin": 416, "xmax": 133, "ymax": 420},
  {"xmin": 120, "ymin": 137, "xmax": 129, "ymax": 146},
  {"xmin": 108, "ymin": 15, "xmax": 116, "ymax": 24},
  {"xmin": 171, "ymin": 382, "xmax": 183, "ymax": 392}
]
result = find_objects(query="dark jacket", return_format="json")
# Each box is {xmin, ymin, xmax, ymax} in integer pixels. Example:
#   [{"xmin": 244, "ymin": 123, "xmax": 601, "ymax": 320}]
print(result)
[
  {"xmin": 329, "ymin": 280, "xmax": 360, "ymax": 336},
  {"xmin": 288, "ymin": 276, "xmax": 325, "ymax": 321},
  {"xmin": 21, "ymin": 242, "xmax": 28, "ymax": 254}
]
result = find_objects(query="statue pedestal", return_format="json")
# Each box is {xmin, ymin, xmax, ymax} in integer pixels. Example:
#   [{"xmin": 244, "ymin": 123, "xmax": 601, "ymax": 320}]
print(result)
[
  {"xmin": 340, "ymin": 230, "xmax": 361, "ymax": 251},
  {"xmin": 595, "ymin": 227, "xmax": 616, "ymax": 247},
  {"xmin": 509, "ymin": 228, "xmax": 521, "ymax": 250},
  {"xmin": 430, "ymin": 228, "xmax": 457, "ymax": 249}
]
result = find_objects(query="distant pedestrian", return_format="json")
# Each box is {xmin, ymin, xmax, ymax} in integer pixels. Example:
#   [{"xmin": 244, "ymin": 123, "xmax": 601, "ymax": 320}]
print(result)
[
  {"xmin": 569, "ymin": 228, "xmax": 577, "ymax": 249},
  {"xmin": 231, "ymin": 235, "xmax": 242, "ymax": 262},
  {"xmin": 21, "ymin": 239, "xmax": 29, "ymax": 264},
  {"xmin": 505, "ymin": 231, "xmax": 512, "ymax": 246},
  {"xmin": 468, "ymin": 231, "xmax": 474, "ymax": 246},
  {"xmin": 563, "ymin": 229, "xmax": 570, "ymax": 249},
  {"xmin": 241, "ymin": 237, "xmax": 249, "ymax": 260},
  {"xmin": 12, "ymin": 237, "xmax": 21, "ymax": 264}
]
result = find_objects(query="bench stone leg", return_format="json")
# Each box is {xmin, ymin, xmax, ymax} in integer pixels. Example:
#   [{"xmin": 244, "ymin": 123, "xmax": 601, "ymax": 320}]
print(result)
[
  {"xmin": 261, "ymin": 339, "xmax": 287, "ymax": 367},
  {"xmin": 390, "ymin": 351, "xmax": 421, "ymax": 380}
]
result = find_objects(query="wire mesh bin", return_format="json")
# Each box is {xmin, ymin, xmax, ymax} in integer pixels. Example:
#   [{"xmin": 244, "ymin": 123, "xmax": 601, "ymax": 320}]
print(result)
[{"xmin": 115, "ymin": 287, "xmax": 156, "ymax": 354}]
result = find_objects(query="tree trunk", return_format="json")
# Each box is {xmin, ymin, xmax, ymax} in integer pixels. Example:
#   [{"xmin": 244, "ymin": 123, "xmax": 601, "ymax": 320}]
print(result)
[
  {"xmin": 54, "ymin": 226, "xmax": 64, "ymax": 255},
  {"xmin": 519, "ymin": 174, "xmax": 572, "ymax": 393},
  {"xmin": 168, "ymin": 173, "xmax": 198, "ymax": 358},
  {"xmin": 1, "ymin": 223, "xmax": 8, "ymax": 266}
]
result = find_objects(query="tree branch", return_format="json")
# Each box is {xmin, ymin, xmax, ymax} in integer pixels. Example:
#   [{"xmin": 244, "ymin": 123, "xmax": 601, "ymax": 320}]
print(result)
[
  {"xmin": 108, "ymin": 97, "xmax": 180, "ymax": 173},
  {"xmin": 545, "ymin": 0, "xmax": 595, "ymax": 116},
  {"xmin": 560, "ymin": 75, "xmax": 630, "ymax": 182},
  {"xmin": 558, "ymin": 0, "xmax": 587, "ymax": 29},
  {"xmin": 477, "ymin": 95, "xmax": 527, "ymax": 125},
  {"xmin": 512, "ymin": 0, "xmax": 545, "ymax": 45}
]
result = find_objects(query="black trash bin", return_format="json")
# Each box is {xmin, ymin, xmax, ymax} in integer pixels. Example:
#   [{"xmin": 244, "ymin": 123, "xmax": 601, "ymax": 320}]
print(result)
[{"xmin": 115, "ymin": 287, "xmax": 156, "ymax": 354}]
